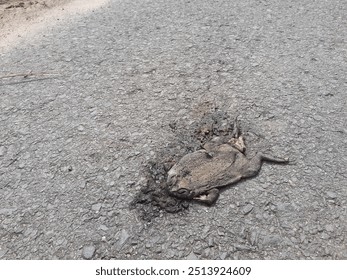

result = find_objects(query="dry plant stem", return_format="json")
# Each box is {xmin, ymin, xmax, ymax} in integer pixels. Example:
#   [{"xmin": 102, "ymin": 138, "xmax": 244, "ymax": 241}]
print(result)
[{"xmin": 0, "ymin": 71, "xmax": 59, "ymax": 79}]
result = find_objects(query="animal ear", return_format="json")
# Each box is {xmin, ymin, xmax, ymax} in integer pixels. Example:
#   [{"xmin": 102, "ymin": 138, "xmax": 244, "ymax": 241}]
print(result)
[
  {"xmin": 232, "ymin": 116, "xmax": 242, "ymax": 137},
  {"xmin": 238, "ymin": 135, "xmax": 246, "ymax": 145}
]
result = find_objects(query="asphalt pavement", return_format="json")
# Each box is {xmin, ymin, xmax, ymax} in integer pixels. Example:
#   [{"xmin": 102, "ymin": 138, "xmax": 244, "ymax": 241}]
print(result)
[{"xmin": 0, "ymin": 0, "xmax": 346, "ymax": 259}]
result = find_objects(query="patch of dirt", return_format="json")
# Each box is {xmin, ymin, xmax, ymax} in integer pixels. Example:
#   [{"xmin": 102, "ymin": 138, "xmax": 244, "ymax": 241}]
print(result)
[
  {"xmin": 0, "ymin": 0, "xmax": 109, "ymax": 50},
  {"xmin": 131, "ymin": 110, "xmax": 239, "ymax": 221},
  {"xmin": 0, "ymin": 0, "xmax": 70, "ymax": 40}
]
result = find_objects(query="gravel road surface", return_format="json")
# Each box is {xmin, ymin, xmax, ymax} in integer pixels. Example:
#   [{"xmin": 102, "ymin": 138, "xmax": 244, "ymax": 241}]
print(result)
[{"xmin": 0, "ymin": 0, "xmax": 346, "ymax": 259}]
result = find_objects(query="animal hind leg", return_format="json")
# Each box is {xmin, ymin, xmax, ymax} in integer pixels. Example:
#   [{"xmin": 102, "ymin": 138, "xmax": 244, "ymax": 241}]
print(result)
[
  {"xmin": 260, "ymin": 153, "xmax": 289, "ymax": 164},
  {"xmin": 242, "ymin": 153, "xmax": 289, "ymax": 179}
]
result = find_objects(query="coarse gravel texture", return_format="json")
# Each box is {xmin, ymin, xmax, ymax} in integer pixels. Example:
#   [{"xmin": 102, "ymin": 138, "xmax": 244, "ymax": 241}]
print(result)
[{"xmin": 0, "ymin": 0, "xmax": 346, "ymax": 259}]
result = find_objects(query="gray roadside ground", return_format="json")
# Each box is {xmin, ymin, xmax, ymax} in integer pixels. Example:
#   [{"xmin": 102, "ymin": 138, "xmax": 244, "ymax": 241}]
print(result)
[{"xmin": 0, "ymin": 0, "xmax": 346, "ymax": 259}]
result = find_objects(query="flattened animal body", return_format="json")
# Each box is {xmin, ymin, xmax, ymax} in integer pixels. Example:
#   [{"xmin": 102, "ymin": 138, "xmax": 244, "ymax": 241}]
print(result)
[{"xmin": 167, "ymin": 135, "xmax": 288, "ymax": 205}]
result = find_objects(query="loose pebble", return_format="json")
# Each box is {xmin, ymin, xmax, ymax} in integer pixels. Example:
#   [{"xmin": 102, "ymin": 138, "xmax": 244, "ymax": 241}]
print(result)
[
  {"xmin": 186, "ymin": 251, "xmax": 198, "ymax": 260},
  {"xmin": 0, "ymin": 146, "xmax": 6, "ymax": 156},
  {"xmin": 82, "ymin": 245, "xmax": 96, "ymax": 260},
  {"xmin": 241, "ymin": 204, "xmax": 254, "ymax": 215},
  {"xmin": 326, "ymin": 191, "xmax": 337, "ymax": 199},
  {"xmin": 92, "ymin": 203, "xmax": 102, "ymax": 212}
]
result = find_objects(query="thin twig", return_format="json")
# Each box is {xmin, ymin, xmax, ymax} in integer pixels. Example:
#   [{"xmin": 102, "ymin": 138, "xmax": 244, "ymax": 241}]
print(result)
[
  {"xmin": 0, "ymin": 71, "xmax": 60, "ymax": 79},
  {"xmin": 0, "ymin": 77, "xmax": 58, "ymax": 86}
]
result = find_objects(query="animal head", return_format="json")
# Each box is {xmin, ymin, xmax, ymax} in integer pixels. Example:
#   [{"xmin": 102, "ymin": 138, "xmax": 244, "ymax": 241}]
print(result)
[{"xmin": 228, "ymin": 136, "xmax": 246, "ymax": 153}]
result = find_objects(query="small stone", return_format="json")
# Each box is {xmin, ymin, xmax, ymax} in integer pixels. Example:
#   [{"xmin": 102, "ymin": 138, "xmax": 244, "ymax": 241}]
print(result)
[
  {"xmin": 0, "ymin": 146, "xmax": 6, "ymax": 156},
  {"xmin": 13, "ymin": 226, "xmax": 24, "ymax": 234},
  {"xmin": 290, "ymin": 237, "xmax": 297, "ymax": 243},
  {"xmin": 263, "ymin": 234, "xmax": 281, "ymax": 246},
  {"xmin": 77, "ymin": 125, "xmax": 85, "ymax": 131},
  {"xmin": 186, "ymin": 251, "xmax": 198, "ymax": 260},
  {"xmin": 152, "ymin": 245, "xmax": 162, "ymax": 254},
  {"xmin": 0, "ymin": 208, "xmax": 17, "ymax": 215},
  {"xmin": 241, "ymin": 204, "xmax": 254, "ymax": 215},
  {"xmin": 116, "ymin": 229, "xmax": 130, "ymax": 250},
  {"xmin": 249, "ymin": 231, "xmax": 258, "ymax": 246},
  {"xmin": 208, "ymin": 238, "xmax": 214, "ymax": 247},
  {"xmin": 220, "ymin": 252, "xmax": 228, "ymax": 260},
  {"xmin": 92, "ymin": 203, "xmax": 102, "ymax": 212},
  {"xmin": 149, "ymin": 234, "xmax": 161, "ymax": 245},
  {"xmin": 137, "ymin": 177, "xmax": 148, "ymax": 187},
  {"xmin": 18, "ymin": 128, "xmax": 29, "ymax": 135},
  {"xmin": 82, "ymin": 245, "xmax": 96, "ymax": 260},
  {"xmin": 202, "ymin": 248, "xmax": 211, "ymax": 258},
  {"xmin": 234, "ymin": 244, "xmax": 252, "ymax": 251},
  {"xmin": 130, "ymin": 239, "xmax": 138, "ymax": 245},
  {"xmin": 23, "ymin": 152, "xmax": 30, "ymax": 159},
  {"xmin": 99, "ymin": 225, "xmax": 108, "ymax": 231},
  {"xmin": 55, "ymin": 239, "xmax": 65, "ymax": 246},
  {"xmin": 0, "ymin": 249, "xmax": 7, "ymax": 258},
  {"xmin": 326, "ymin": 191, "xmax": 337, "ymax": 199},
  {"xmin": 299, "ymin": 233, "xmax": 306, "ymax": 243},
  {"xmin": 202, "ymin": 225, "xmax": 210, "ymax": 235},
  {"xmin": 320, "ymin": 232, "xmax": 330, "ymax": 240},
  {"xmin": 127, "ymin": 181, "xmax": 135, "ymax": 186},
  {"xmin": 61, "ymin": 165, "xmax": 73, "ymax": 172},
  {"xmin": 325, "ymin": 224, "xmax": 334, "ymax": 232},
  {"xmin": 166, "ymin": 249, "xmax": 176, "ymax": 259}
]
